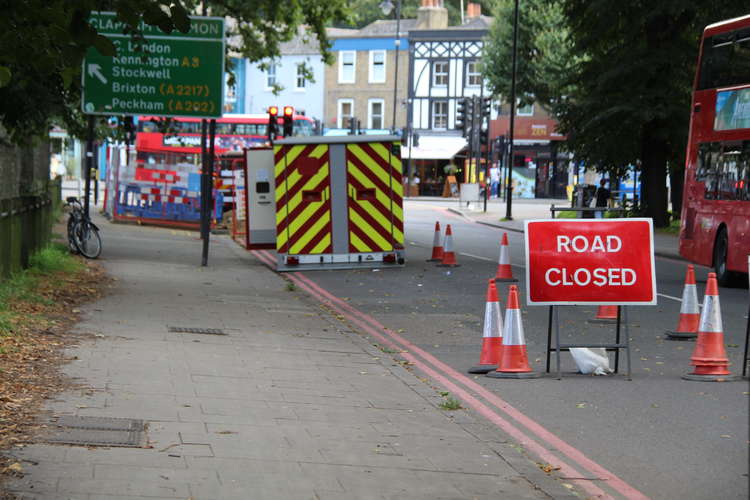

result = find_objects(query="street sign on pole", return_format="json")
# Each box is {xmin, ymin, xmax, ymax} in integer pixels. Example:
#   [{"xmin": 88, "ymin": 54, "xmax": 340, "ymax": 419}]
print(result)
[
  {"xmin": 82, "ymin": 12, "xmax": 224, "ymax": 118},
  {"xmin": 524, "ymin": 219, "xmax": 657, "ymax": 305}
]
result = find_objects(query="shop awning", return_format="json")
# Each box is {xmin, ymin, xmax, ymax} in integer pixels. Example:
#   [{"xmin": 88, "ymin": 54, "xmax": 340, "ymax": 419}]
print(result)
[{"xmin": 400, "ymin": 135, "xmax": 467, "ymax": 160}]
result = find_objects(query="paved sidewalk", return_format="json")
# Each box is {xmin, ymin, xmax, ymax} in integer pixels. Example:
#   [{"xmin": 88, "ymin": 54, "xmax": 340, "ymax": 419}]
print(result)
[
  {"xmin": 408, "ymin": 196, "xmax": 683, "ymax": 261},
  {"xmin": 5, "ymin": 220, "xmax": 576, "ymax": 499}
]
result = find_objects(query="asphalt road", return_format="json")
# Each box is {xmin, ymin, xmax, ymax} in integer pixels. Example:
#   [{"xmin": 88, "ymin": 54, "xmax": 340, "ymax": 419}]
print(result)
[{"xmin": 291, "ymin": 201, "xmax": 749, "ymax": 500}]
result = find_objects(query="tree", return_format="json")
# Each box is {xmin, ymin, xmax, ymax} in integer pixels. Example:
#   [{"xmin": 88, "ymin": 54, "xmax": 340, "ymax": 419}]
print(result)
[
  {"xmin": 0, "ymin": 0, "xmax": 349, "ymax": 145},
  {"xmin": 482, "ymin": 0, "xmax": 576, "ymax": 112},
  {"xmin": 559, "ymin": 1, "xmax": 748, "ymax": 226}
]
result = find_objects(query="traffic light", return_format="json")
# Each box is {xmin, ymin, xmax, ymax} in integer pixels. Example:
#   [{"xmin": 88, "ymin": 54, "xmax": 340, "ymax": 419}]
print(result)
[
  {"xmin": 479, "ymin": 128, "xmax": 488, "ymax": 146},
  {"xmin": 456, "ymin": 98, "xmax": 473, "ymax": 137},
  {"xmin": 282, "ymin": 106, "xmax": 294, "ymax": 137},
  {"xmin": 267, "ymin": 105, "xmax": 279, "ymax": 139},
  {"xmin": 481, "ymin": 97, "xmax": 491, "ymax": 118}
]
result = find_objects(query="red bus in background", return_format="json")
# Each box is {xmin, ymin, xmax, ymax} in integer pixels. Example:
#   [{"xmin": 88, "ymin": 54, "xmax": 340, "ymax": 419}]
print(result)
[
  {"xmin": 135, "ymin": 113, "xmax": 314, "ymax": 165},
  {"xmin": 679, "ymin": 14, "xmax": 750, "ymax": 286}
]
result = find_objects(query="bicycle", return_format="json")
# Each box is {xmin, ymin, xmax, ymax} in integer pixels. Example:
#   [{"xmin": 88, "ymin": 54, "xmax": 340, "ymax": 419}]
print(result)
[{"xmin": 65, "ymin": 197, "xmax": 102, "ymax": 259}]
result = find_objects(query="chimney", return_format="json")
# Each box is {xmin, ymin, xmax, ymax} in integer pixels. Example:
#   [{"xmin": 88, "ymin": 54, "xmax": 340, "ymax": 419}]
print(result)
[
  {"xmin": 466, "ymin": 2, "xmax": 481, "ymax": 19},
  {"xmin": 416, "ymin": 0, "xmax": 448, "ymax": 30}
]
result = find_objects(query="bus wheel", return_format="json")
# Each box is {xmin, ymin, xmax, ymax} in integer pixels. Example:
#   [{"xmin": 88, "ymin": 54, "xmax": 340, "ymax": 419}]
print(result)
[{"xmin": 713, "ymin": 228, "xmax": 737, "ymax": 287}]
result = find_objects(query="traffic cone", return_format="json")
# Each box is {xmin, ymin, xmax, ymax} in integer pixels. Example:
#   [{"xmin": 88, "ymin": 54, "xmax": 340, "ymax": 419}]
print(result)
[
  {"xmin": 666, "ymin": 265, "xmax": 700, "ymax": 340},
  {"xmin": 487, "ymin": 285, "xmax": 541, "ymax": 379},
  {"xmin": 683, "ymin": 272, "xmax": 740, "ymax": 381},
  {"xmin": 426, "ymin": 221, "xmax": 444, "ymax": 262},
  {"xmin": 437, "ymin": 224, "xmax": 460, "ymax": 267},
  {"xmin": 587, "ymin": 305, "xmax": 619, "ymax": 324},
  {"xmin": 469, "ymin": 280, "xmax": 504, "ymax": 374},
  {"xmin": 494, "ymin": 233, "xmax": 518, "ymax": 282}
]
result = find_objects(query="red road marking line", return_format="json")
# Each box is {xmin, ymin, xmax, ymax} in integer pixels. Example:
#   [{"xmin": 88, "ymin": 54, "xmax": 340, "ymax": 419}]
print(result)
[{"xmin": 251, "ymin": 249, "xmax": 647, "ymax": 500}]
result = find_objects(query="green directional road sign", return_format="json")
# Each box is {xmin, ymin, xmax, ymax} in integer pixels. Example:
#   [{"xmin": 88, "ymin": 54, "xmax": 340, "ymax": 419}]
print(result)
[{"xmin": 82, "ymin": 12, "xmax": 225, "ymax": 118}]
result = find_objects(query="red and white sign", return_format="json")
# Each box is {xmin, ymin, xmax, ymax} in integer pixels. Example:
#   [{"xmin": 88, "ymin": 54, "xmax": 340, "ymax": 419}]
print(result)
[{"xmin": 524, "ymin": 219, "xmax": 657, "ymax": 305}]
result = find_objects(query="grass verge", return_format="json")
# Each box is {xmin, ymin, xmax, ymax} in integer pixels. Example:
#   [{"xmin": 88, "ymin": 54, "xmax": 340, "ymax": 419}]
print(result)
[{"xmin": 0, "ymin": 242, "xmax": 108, "ymax": 482}]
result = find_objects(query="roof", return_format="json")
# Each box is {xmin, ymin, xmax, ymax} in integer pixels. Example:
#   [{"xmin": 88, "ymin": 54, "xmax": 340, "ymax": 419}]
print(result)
[
  {"xmin": 455, "ymin": 15, "xmax": 493, "ymax": 30},
  {"xmin": 358, "ymin": 19, "xmax": 419, "ymax": 37}
]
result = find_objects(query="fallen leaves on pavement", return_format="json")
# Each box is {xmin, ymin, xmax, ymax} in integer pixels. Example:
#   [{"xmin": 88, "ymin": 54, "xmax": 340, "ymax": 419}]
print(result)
[{"xmin": 0, "ymin": 255, "xmax": 109, "ymax": 490}]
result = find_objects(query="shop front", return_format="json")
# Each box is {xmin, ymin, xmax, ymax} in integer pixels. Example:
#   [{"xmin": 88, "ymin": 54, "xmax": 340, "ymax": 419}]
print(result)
[{"xmin": 401, "ymin": 135, "xmax": 467, "ymax": 197}]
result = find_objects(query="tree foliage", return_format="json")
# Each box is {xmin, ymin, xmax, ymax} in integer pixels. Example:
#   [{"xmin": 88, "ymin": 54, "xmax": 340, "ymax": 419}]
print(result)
[
  {"xmin": 482, "ymin": 0, "xmax": 748, "ymax": 226},
  {"xmin": 482, "ymin": 0, "xmax": 577, "ymax": 111},
  {"xmin": 0, "ymin": 0, "xmax": 349, "ymax": 144}
]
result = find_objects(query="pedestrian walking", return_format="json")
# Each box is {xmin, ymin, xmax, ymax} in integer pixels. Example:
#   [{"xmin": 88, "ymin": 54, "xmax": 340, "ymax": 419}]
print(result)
[
  {"xmin": 594, "ymin": 178, "xmax": 610, "ymax": 218},
  {"xmin": 490, "ymin": 165, "xmax": 500, "ymax": 198}
]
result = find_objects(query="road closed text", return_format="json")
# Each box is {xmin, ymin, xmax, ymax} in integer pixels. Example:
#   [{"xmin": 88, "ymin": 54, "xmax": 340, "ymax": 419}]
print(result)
[
  {"xmin": 524, "ymin": 219, "xmax": 656, "ymax": 305},
  {"xmin": 545, "ymin": 235, "xmax": 635, "ymax": 287}
]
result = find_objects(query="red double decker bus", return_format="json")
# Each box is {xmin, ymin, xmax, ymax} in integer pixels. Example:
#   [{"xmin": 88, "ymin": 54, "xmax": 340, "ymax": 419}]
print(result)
[
  {"xmin": 679, "ymin": 14, "xmax": 750, "ymax": 286},
  {"xmin": 135, "ymin": 113, "xmax": 314, "ymax": 165}
]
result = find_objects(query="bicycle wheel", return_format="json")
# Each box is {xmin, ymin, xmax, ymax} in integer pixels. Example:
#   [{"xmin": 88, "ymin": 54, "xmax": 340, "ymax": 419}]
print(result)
[
  {"xmin": 74, "ymin": 221, "xmax": 102, "ymax": 259},
  {"xmin": 67, "ymin": 215, "xmax": 80, "ymax": 254}
]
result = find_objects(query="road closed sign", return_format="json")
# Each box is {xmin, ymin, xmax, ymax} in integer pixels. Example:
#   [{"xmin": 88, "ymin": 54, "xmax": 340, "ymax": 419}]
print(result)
[{"xmin": 524, "ymin": 219, "xmax": 656, "ymax": 305}]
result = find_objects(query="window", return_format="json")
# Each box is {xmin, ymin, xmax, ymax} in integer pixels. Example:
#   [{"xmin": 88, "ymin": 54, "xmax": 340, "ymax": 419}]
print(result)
[
  {"xmin": 266, "ymin": 63, "xmax": 277, "ymax": 88},
  {"xmin": 369, "ymin": 50, "xmax": 386, "ymax": 83},
  {"xmin": 517, "ymin": 101, "xmax": 534, "ymax": 116},
  {"xmin": 433, "ymin": 61, "xmax": 448, "ymax": 86},
  {"xmin": 338, "ymin": 99, "xmax": 354, "ymax": 129},
  {"xmin": 466, "ymin": 61, "xmax": 481, "ymax": 87},
  {"xmin": 296, "ymin": 64, "xmax": 307, "ymax": 90},
  {"xmin": 432, "ymin": 100, "xmax": 448, "ymax": 129},
  {"xmin": 339, "ymin": 51, "xmax": 356, "ymax": 83},
  {"xmin": 368, "ymin": 99, "xmax": 384, "ymax": 129},
  {"xmin": 697, "ymin": 140, "xmax": 750, "ymax": 201},
  {"xmin": 697, "ymin": 28, "xmax": 750, "ymax": 90}
]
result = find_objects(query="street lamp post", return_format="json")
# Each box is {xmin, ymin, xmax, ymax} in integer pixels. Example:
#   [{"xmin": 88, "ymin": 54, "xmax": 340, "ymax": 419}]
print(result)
[
  {"xmin": 380, "ymin": 0, "xmax": 402, "ymax": 133},
  {"xmin": 505, "ymin": 0, "xmax": 520, "ymax": 220}
]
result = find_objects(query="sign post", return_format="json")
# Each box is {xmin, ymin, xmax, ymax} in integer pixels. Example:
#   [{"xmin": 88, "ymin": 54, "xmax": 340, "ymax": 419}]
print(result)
[
  {"xmin": 82, "ymin": 12, "xmax": 224, "ymax": 118},
  {"xmin": 524, "ymin": 218, "xmax": 657, "ymax": 379}
]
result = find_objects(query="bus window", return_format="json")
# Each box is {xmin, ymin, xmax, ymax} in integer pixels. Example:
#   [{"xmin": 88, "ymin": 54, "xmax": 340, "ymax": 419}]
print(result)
[
  {"xmin": 294, "ymin": 119, "xmax": 314, "ymax": 136},
  {"xmin": 698, "ymin": 29, "xmax": 750, "ymax": 90}
]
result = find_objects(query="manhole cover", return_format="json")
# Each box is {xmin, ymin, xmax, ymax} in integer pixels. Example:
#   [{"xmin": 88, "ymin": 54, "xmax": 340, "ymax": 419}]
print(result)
[
  {"xmin": 46, "ymin": 429, "xmax": 143, "ymax": 447},
  {"xmin": 46, "ymin": 416, "xmax": 144, "ymax": 447},
  {"xmin": 168, "ymin": 326, "xmax": 226, "ymax": 335},
  {"xmin": 55, "ymin": 416, "xmax": 144, "ymax": 432}
]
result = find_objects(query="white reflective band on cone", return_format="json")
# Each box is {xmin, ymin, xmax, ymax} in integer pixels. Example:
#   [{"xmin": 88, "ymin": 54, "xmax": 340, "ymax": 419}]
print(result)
[
  {"xmin": 443, "ymin": 234, "xmax": 453, "ymax": 253},
  {"xmin": 483, "ymin": 301, "xmax": 503, "ymax": 339},
  {"xmin": 498, "ymin": 245, "xmax": 510, "ymax": 265},
  {"xmin": 503, "ymin": 308, "xmax": 525, "ymax": 346},
  {"xmin": 680, "ymin": 284, "xmax": 699, "ymax": 314},
  {"xmin": 699, "ymin": 295, "xmax": 723, "ymax": 333}
]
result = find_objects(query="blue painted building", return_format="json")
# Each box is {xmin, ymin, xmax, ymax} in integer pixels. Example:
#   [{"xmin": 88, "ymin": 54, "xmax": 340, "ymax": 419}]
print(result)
[{"xmin": 242, "ymin": 31, "xmax": 325, "ymax": 120}]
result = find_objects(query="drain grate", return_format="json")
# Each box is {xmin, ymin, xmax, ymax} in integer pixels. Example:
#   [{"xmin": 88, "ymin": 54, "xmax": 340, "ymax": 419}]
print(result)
[
  {"xmin": 46, "ymin": 416, "xmax": 144, "ymax": 447},
  {"xmin": 168, "ymin": 326, "xmax": 226, "ymax": 335}
]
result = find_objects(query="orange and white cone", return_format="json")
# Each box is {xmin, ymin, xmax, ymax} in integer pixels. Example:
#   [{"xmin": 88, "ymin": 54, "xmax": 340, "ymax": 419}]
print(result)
[
  {"xmin": 437, "ymin": 224, "xmax": 460, "ymax": 267},
  {"xmin": 683, "ymin": 272, "xmax": 740, "ymax": 381},
  {"xmin": 487, "ymin": 285, "xmax": 541, "ymax": 379},
  {"xmin": 469, "ymin": 280, "xmax": 504, "ymax": 374},
  {"xmin": 588, "ymin": 305, "xmax": 619, "ymax": 324},
  {"xmin": 666, "ymin": 265, "xmax": 700, "ymax": 340},
  {"xmin": 494, "ymin": 233, "xmax": 518, "ymax": 282},
  {"xmin": 426, "ymin": 221, "xmax": 444, "ymax": 262}
]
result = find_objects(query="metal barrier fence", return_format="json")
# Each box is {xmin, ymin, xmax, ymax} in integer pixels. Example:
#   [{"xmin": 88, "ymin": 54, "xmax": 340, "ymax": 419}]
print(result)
[{"xmin": 0, "ymin": 178, "xmax": 62, "ymax": 278}]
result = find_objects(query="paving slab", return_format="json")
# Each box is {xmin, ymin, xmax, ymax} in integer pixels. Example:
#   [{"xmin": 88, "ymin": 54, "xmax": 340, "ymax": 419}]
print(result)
[{"xmin": 4, "ymin": 218, "xmax": 578, "ymax": 499}]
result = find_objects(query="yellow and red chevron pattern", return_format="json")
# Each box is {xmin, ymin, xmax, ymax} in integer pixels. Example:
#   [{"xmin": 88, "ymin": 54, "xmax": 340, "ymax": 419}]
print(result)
[
  {"xmin": 274, "ymin": 144, "xmax": 332, "ymax": 255},
  {"xmin": 345, "ymin": 142, "xmax": 404, "ymax": 253}
]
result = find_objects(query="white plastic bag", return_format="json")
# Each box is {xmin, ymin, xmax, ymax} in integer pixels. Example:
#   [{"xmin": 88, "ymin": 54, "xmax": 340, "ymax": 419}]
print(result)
[{"xmin": 569, "ymin": 347, "xmax": 613, "ymax": 375}]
